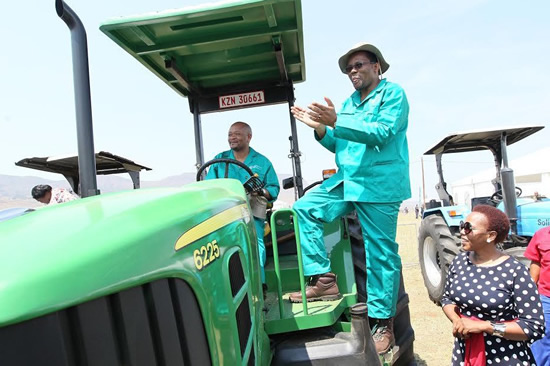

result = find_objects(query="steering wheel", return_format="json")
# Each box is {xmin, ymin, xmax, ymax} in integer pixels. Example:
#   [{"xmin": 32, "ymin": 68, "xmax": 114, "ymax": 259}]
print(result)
[
  {"xmin": 489, "ymin": 186, "xmax": 522, "ymax": 204},
  {"xmin": 196, "ymin": 158, "xmax": 265, "ymax": 195},
  {"xmin": 303, "ymin": 180, "xmax": 322, "ymax": 194},
  {"xmin": 196, "ymin": 158, "xmax": 254, "ymax": 181}
]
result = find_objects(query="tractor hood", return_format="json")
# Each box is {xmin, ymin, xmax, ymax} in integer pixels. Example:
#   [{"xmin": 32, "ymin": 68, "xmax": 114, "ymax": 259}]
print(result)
[
  {"xmin": 0, "ymin": 179, "xmax": 250, "ymax": 326},
  {"xmin": 514, "ymin": 197, "xmax": 550, "ymax": 237}
]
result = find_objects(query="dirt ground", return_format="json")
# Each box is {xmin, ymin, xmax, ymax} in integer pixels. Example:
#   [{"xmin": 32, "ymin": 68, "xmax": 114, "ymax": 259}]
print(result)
[{"xmin": 396, "ymin": 213, "xmax": 454, "ymax": 365}]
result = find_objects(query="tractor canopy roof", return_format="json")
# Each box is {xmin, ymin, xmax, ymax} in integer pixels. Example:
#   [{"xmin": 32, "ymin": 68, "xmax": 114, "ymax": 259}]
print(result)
[
  {"xmin": 100, "ymin": 0, "xmax": 305, "ymax": 101},
  {"xmin": 424, "ymin": 125, "xmax": 545, "ymax": 155},
  {"xmin": 100, "ymin": 0, "xmax": 307, "ymax": 195},
  {"xmin": 15, "ymin": 151, "xmax": 151, "ymax": 177},
  {"xmin": 15, "ymin": 151, "xmax": 151, "ymax": 195}
]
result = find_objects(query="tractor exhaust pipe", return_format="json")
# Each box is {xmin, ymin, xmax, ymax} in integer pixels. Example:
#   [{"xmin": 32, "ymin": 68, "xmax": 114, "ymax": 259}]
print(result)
[
  {"xmin": 500, "ymin": 133, "xmax": 518, "ymax": 234},
  {"xmin": 56, "ymin": 0, "xmax": 98, "ymax": 197}
]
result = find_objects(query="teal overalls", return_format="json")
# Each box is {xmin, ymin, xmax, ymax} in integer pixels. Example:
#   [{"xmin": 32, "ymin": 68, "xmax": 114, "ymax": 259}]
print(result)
[
  {"xmin": 294, "ymin": 79, "xmax": 411, "ymax": 318},
  {"xmin": 206, "ymin": 147, "xmax": 280, "ymax": 283}
]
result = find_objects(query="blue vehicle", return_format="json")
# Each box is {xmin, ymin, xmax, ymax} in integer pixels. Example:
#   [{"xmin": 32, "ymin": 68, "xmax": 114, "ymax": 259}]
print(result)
[
  {"xmin": 418, "ymin": 125, "xmax": 550, "ymax": 303},
  {"xmin": 0, "ymin": 208, "xmax": 35, "ymax": 223}
]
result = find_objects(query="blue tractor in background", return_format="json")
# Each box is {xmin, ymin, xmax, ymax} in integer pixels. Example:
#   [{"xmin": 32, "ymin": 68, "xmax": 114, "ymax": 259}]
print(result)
[{"xmin": 418, "ymin": 125, "xmax": 550, "ymax": 304}]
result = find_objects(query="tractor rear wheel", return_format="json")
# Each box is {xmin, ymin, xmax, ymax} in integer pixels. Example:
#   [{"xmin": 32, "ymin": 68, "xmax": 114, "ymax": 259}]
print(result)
[
  {"xmin": 418, "ymin": 215, "xmax": 461, "ymax": 304},
  {"xmin": 502, "ymin": 246, "xmax": 529, "ymax": 267},
  {"xmin": 347, "ymin": 214, "xmax": 415, "ymax": 365}
]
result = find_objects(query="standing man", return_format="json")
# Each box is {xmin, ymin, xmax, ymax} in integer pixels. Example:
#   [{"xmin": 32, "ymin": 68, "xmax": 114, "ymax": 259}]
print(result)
[
  {"xmin": 290, "ymin": 43, "xmax": 410, "ymax": 355},
  {"xmin": 524, "ymin": 226, "xmax": 550, "ymax": 366},
  {"xmin": 206, "ymin": 121, "xmax": 280, "ymax": 286}
]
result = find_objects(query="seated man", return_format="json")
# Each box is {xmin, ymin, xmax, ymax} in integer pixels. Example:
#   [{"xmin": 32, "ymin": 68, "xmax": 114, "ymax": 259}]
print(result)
[{"xmin": 206, "ymin": 121, "xmax": 280, "ymax": 286}]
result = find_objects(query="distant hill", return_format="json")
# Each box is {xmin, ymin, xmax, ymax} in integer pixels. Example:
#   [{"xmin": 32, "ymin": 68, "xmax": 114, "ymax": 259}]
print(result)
[
  {"xmin": 0, "ymin": 172, "xmax": 299, "ymax": 209},
  {"xmin": 0, "ymin": 175, "xmax": 71, "ymax": 200}
]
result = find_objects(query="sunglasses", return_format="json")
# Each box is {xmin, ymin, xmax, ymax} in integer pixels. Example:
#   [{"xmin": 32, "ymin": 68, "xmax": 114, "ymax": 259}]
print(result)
[
  {"xmin": 459, "ymin": 221, "xmax": 474, "ymax": 235},
  {"xmin": 344, "ymin": 61, "xmax": 376, "ymax": 74},
  {"xmin": 459, "ymin": 221, "xmax": 492, "ymax": 235}
]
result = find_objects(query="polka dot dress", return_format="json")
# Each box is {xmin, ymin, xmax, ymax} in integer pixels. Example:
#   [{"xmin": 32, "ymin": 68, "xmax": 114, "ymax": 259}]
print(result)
[{"xmin": 441, "ymin": 252, "xmax": 545, "ymax": 365}]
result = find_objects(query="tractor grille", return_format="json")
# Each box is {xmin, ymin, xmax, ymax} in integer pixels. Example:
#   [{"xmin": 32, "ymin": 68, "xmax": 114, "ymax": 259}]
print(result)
[
  {"xmin": 227, "ymin": 250, "xmax": 252, "ymax": 360},
  {"xmin": 236, "ymin": 294, "xmax": 252, "ymax": 357},
  {"xmin": 248, "ymin": 343, "xmax": 256, "ymax": 366},
  {"xmin": 0, "ymin": 278, "xmax": 211, "ymax": 366},
  {"xmin": 228, "ymin": 250, "xmax": 246, "ymax": 297}
]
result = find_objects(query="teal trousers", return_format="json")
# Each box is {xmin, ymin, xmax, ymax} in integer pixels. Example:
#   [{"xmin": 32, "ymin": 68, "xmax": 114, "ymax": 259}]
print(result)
[
  {"xmin": 293, "ymin": 184, "xmax": 402, "ymax": 318},
  {"xmin": 254, "ymin": 217, "xmax": 266, "ymax": 283}
]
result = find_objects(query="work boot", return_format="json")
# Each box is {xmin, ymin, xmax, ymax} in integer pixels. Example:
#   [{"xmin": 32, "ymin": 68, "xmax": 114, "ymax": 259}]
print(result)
[
  {"xmin": 288, "ymin": 272, "xmax": 341, "ymax": 303},
  {"xmin": 372, "ymin": 318, "xmax": 395, "ymax": 355}
]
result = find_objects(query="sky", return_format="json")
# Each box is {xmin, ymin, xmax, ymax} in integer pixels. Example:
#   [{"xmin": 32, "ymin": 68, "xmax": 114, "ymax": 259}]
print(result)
[{"xmin": 1, "ymin": 0, "xmax": 549, "ymax": 202}]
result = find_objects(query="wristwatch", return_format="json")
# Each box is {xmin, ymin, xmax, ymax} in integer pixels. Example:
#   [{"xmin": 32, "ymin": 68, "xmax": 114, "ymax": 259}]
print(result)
[{"xmin": 490, "ymin": 322, "xmax": 506, "ymax": 338}]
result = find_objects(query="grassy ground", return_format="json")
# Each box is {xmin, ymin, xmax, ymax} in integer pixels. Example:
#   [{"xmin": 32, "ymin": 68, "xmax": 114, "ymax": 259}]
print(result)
[{"xmin": 396, "ymin": 213, "xmax": 454, "ymax": 365}]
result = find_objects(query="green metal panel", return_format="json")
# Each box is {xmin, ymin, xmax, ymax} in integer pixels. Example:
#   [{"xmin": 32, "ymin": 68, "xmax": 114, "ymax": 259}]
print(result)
[
  {"xmin": 0, "ymin": 179, "xmax": 269, "ymax": 365},
  {"xmin": 100, "ymin": 0, "xmax": 305, "ymax": 97}
]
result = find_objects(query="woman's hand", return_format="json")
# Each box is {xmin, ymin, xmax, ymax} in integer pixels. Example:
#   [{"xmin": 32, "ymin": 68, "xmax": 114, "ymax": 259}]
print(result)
[
  {"xmin": 452, "ymin": 318, "xmax": 469, "ymax": 339},
  {"xmin": 453, "ymin": 318, "xmax": 490, "ymax": 339}
]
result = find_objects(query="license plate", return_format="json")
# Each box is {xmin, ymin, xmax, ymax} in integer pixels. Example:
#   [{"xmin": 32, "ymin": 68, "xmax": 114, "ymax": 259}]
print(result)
[{"xmin": 219, "ymin": 91, "xmax": 265, "ymax": 109}]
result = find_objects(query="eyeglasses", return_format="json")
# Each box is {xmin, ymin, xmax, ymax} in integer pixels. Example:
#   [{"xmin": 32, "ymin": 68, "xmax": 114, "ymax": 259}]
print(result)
[
  {"xmin": 459, "ymin": 221, "xmax": 492, "ymax": 235},
  {"xmin": 344, "ymin": 61, "xmax": 376, "ymax": 74}
]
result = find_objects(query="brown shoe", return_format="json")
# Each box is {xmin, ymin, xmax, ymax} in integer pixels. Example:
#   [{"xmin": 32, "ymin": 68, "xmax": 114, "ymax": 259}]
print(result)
[
  {"xmin": 372, "ymin": 318, "xmax": 395, "ymax": 354},
  {"xmin": 288, "ymin": 272, "xmax": 341, "ymax": 303}
]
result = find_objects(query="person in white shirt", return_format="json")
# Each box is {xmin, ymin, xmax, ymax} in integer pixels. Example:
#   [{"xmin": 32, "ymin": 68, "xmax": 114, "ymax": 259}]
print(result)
[{"xmin": 31, "ymin": 184, "xmax": 78, "ymax": 205}]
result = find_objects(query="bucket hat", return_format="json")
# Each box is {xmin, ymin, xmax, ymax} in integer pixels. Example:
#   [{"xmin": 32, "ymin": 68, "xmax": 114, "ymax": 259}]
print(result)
[{"xmin": 338, "ymin": 42, "xmax": 390, "ymax": 74}]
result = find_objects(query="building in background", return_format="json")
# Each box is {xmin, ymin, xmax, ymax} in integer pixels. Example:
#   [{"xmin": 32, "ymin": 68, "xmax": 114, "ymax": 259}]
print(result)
[{"xmin": 451, "ymin": 147, "xmax": 550, "ymax": 208}]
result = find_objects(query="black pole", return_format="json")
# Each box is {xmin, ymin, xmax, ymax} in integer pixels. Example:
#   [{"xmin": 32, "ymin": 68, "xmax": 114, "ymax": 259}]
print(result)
[
  {"xmin": 191, "ymin": 98, "xmax": 205, "ymax": 172},
  {"xmin": 56, "ymin": 0, "xmax": 98, "ymax": 197},
  {"xmin": 287, "ymin": 82, "xmax": 304, "ymax": 197},
  {"xmin": 500, "ymin": 133, "xmax": 518, "ymax": 234}
]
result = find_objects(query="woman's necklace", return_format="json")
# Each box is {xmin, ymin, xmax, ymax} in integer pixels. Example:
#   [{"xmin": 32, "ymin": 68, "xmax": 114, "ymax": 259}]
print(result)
[{"xmin": 472, "ymin": 251, "xmax": 504, "ymax": 266}]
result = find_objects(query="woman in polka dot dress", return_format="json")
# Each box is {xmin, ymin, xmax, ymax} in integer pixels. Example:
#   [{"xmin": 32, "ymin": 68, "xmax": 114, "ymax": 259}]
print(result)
[{"xmin": 441, "ymin": 205, "xmax": 545, "ymax": 365}]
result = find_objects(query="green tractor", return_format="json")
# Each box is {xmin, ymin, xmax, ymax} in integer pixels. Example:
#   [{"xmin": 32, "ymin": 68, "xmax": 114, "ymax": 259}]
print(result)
[{"xmin": 0, "ymin": 1, "xmax": 415, "ymax": 365}]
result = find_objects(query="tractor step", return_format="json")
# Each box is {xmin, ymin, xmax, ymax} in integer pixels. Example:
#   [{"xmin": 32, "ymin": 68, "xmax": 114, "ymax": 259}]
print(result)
[{"xmin": 263, "ymin": 290, "xmax": 356, "ymax": 334}]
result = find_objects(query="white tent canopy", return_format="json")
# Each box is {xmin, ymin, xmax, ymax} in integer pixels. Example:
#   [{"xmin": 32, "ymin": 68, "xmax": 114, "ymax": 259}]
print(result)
[{"xmin": 451, "ymin": 147, "xmax": 550, "ymax": 206}]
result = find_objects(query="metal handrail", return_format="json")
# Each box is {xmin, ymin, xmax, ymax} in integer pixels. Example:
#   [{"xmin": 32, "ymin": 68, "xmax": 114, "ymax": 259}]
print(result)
[{"xmin": 269, "ymin": 208, "xmax": 308, "ymax": 318}]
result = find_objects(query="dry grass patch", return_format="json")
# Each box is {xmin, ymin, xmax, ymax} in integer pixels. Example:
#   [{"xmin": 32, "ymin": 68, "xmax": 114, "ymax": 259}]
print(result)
[{"xmin": 397, "ymin": 213, "xmax": 454, "ymax": 365}]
